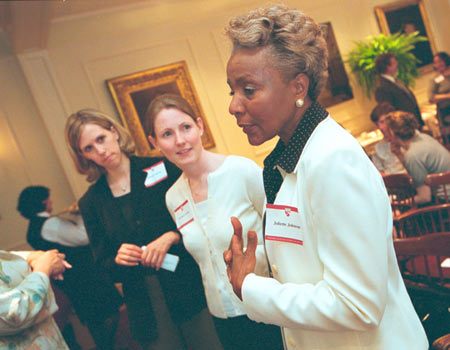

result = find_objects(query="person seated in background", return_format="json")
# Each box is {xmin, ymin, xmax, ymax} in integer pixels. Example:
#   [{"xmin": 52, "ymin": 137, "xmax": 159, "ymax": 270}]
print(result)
[
  {"xmin": 384, "ymin": 111, "xmax": 450, "ymax": 204},
  {"xmin": 370, "ymin": 102, "xmax": 407, "ymax": 175},
  {"xmin": 17, "ymin": 186, "xmax": 123, "ymax": 350},
  {"xmin": 429, "ymin": 51, "xmax": 450, "ymax": 126},
  {"xmin": 0, "ymin": 249, "xmax": 70, "ymax": 350}
]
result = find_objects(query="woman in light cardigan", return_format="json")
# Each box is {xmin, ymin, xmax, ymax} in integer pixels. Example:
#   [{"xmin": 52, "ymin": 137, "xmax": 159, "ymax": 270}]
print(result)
[{"xmin": 145, "ymin": 93, "xmax": 282, "ymax": 350}]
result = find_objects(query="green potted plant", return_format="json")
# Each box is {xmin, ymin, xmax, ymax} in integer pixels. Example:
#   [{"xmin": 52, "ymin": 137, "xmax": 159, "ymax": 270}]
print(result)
[{"xmin": 347, "ymin": 32, "xmax": 427, "ymax": 98}]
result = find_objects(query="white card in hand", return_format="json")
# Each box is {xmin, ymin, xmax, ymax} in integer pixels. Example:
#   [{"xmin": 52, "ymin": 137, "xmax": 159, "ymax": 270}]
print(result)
[
  {"xmin": 141, "ymin": 246, "xmax": 179, "ymax": 272},
  {"xmin": 160, "ymin": 253, "xmax": 180, "ymax": 272}
]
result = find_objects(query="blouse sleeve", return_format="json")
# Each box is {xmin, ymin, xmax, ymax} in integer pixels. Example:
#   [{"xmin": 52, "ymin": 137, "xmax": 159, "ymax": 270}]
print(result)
[
  {"xmin": 244, "ymin": 159, "xmax": 266, "ymax": 217},
  {"xmin": 0, "ymin": 261, "xmax": 55, "ymax": 336}
]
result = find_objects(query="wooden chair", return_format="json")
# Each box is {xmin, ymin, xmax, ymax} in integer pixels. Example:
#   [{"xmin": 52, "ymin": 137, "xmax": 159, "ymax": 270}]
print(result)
[
  {"xmin": 425, "ymin": 171, "xmax": 450, "ymax": 204},
  {"xmin": 394, "ymin": 203, "xmax": 450, "ymax": 238},
  {"xmin": 382, "ymin": 173, "xmax": 416, "ymax": 218},
  {"xmin": 394, "ymin": 232, "xmax": 450, "ymax": 346},
  {"xmin": 394, "ymin": 232, "xmax": 450, "ymax": 290},
  {"xmin": 438, "ymin": 126, "xmax": 450, "ymax": 151}
]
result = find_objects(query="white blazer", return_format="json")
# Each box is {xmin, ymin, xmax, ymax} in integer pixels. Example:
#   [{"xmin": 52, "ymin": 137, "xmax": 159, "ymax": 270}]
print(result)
[{"xmin": 241, "ymin": 117, "xmax": 428, "ymax": 350}]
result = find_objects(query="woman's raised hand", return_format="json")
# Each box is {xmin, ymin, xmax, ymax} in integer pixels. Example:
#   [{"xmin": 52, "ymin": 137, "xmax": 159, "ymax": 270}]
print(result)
[
  {"xmin": 141, "ymin": 231, "xmax": 180, "ymax": 270},
  {"xmin": 115, "ymin": 243, "xmax": 143, "ymax": 266}
]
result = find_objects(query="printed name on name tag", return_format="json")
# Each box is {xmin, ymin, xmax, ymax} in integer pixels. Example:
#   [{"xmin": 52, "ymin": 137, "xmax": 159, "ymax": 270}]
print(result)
[
  {"xmin": 174, "ymin": 200, "xmax": 194, "ymax": 230},
  {"xmin": 265, "ymin": 203, "xmax": 303, "ymax": 245},
  {"xmin": 143, "ymin": 161, "xmax": 168, "ymax": 187}
]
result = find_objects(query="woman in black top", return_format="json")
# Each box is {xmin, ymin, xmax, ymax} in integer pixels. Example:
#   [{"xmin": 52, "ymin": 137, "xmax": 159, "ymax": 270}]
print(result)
[{"xmin": 65, "ymin": 109, "xmax": 210, "ymax": 349}]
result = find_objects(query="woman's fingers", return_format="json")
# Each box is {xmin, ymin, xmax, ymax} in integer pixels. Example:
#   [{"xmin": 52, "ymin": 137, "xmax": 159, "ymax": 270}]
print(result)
[
  {"xmin": 62, "ymin": 260, "xmax": 72, "ymax": 269},
  {"xmin": 115, "ymin": 244, "xmax": 143, "ymax": 266},
  {"xmin": 245, "ymin": 230, "xmax": 258, "ymax": 255},
  {"xmin": 142, "ymin": 247, "xmax": 162, "ymax": 269}
]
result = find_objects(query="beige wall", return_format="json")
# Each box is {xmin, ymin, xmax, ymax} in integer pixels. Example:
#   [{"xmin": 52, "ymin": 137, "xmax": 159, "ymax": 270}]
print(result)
[
  {"xmin": 0, "ymin": 33, "xmax": 75, "ymax": 249},
  {"xmin": 1, "ymin": 0, "xmax": 449, "ymax": 248}
]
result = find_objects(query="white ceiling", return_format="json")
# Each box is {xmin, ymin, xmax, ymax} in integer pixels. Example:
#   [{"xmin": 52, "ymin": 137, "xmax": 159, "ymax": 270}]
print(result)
[{"xmin": 0, "ymin": 0, "xmax": 149, "ymax": 53}]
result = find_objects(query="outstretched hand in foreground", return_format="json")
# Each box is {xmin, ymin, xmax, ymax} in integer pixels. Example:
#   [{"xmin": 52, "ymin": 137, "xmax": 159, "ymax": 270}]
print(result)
[{"xmin": 223, "ymin": 216, "xmax": 257, "ymax": 300}]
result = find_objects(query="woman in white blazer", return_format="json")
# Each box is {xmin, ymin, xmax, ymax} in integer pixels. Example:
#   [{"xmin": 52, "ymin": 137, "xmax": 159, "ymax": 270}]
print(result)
[
  {"xmin": 224, "ymin": 4, "xmax": 428, "ymax": 350},
  {"xmin": 144, "ymin": 94, "xmax": 283, "ymax": 350}
]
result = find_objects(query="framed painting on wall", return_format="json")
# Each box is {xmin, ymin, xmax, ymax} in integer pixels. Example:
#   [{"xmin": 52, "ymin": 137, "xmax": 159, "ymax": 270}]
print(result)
[
  {"xmin": 317, "ymin": 22, "xmax": 353, "ymax": 108},
  {"xmin": 375, "ymin": 0, "xmax": 436, "ymax": 69},
  {"xmin": 106, "ymin": 61, "xmax": 215, "ymax": 157}
]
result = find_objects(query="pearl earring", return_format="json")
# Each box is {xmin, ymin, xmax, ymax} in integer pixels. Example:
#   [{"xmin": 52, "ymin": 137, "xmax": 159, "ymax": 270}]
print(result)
[{"xmin": 296, "ymin": 98, "xmax": 304, "ymax": 108}]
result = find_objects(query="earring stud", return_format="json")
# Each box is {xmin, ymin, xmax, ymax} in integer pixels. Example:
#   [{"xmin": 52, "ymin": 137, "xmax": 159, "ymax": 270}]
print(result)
[{"xmin": 296, "ymin": 98, "xmax": 304, "ymax": 108}]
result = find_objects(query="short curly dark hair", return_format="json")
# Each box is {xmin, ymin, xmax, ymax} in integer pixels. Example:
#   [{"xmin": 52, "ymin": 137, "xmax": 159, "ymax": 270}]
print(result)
[
  {"xmin": 17, "ymin": 186, "xmax": 49, "ymax": 219},
  {"xmin": 225, "ymin": 4, "xmax": 328, "ymax": 101}
]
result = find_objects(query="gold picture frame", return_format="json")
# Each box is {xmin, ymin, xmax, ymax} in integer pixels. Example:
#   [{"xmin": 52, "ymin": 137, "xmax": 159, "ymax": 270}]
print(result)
[
  {"xmin": 106, "ymin": 61, "xmax": 215, "ymax": 157},
  {"xmin": 375, "ymin": 0, "xmax": 436, "ymax": 71}
]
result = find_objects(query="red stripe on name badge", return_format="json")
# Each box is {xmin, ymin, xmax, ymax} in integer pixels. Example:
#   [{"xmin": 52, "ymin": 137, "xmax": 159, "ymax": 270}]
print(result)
[
  {"xmin": 142, "ymin": 160, "xmax": 163, "ymax": 172},
  {"xmin": 178, "ymin": 218, "xmax": 194, "ymax": 230},
  {"xmin": 145, "ymin": 175, "xmax": 168, "ymax": 188},
  {"xmin": 143, "ymin": 161, "xmax": 167, "ymax": 187},
  {"xmin": 266, "ymin": 204, "xmax": 299, "ymax": 212},
  {"xmin": 265, "ymin": 235, "xmax": 303, "ymax": 245},
  {"xmin": 174, "ymin": 200, "xmax": 188, "ymax": 212}
]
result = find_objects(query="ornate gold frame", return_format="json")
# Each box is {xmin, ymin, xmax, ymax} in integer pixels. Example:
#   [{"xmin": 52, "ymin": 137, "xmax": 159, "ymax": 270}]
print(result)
[
  {"xmin": 375, "ymin": 0, "xmax": 436, "ymax": 71},
  {"xmin": 106, "ymin": 61, "xmax": 215, "ymax": 157}
]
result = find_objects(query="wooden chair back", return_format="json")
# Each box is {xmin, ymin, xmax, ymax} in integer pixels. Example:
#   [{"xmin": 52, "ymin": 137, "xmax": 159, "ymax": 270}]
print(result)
[
  {"xmin": 394, "ymin": 232, "xmax": 450, "ymax": 291},
  {"xmin": 438, "ymin": 126, "xmax": 450, "ymax": 151},
  {"xmin": 394, "ymin": 232, "xmax": 450, "ymax": 347},
  {"xmin": 425, "ymin": 171, "xmax": 450, "ymax": 204},
  {"xmin": 382, "ymin": 173, "xmax": 416, "ymax": 217},
  {"xmin": 394, "ymin": 203, "xmax": 450, "ymax": 238}
]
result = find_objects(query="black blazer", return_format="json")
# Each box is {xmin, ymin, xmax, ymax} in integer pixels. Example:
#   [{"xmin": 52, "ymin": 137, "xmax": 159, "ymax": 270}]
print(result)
[
  {"xmin": 375, "ymin": 76, "xmax": 424, "ymax": 127},
  {"xmin": 26, "ymin": 215, "xmax": 122, "ymax": 324},
  {"xmin": 78, "ymin": 156, "xmax": 206, "ymax": 342}
]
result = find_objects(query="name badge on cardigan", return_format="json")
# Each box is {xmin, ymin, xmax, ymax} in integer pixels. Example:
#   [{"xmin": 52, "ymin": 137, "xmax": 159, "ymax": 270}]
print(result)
[
  {"xmin": 174, "ymin": 200, "xmax": 194, "ymax": 230},
  {"xmin": 265, "ymin": 203, "xmax": 303, "ymax": 245},
  {"xmin": 143, "ymin": 161, "xmax": 168, "ymax": 187}
]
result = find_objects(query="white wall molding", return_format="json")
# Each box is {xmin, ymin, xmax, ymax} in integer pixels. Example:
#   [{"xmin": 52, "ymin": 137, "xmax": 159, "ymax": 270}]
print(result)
[{"xmin": 17, "ymin": 50, "xmax": 87, "ymax": 198}]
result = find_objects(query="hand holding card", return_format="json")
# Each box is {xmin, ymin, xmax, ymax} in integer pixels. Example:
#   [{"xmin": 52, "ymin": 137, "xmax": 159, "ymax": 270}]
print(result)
[{"xmin": 142, "ymin": 245, "xmax": 179, "ymax": 272}]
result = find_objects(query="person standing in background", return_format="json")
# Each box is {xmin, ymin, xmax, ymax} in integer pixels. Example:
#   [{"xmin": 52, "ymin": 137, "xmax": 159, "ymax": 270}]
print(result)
[
  {"xmin": 429, "ymin": 52, "xmax": 450, "ymax": 126},
  {"xmin": 375, "ymin": 52, "xmax": 424, "ymax": 128}
]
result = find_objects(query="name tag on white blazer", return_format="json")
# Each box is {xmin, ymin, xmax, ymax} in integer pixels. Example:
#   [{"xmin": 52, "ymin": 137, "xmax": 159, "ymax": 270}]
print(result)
[
  {"xmin": 174, "ymin": 200, "xmax": 194, "ymax": 230},
  {"xmin": 143, "ymin": 161, "xmax": 168, "ymax": 187},
  {"xmin": 265, "ymin": 204, "xmax": 303, "ymax": 245}
]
